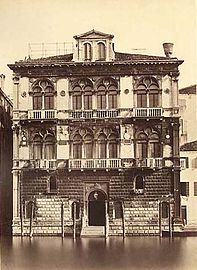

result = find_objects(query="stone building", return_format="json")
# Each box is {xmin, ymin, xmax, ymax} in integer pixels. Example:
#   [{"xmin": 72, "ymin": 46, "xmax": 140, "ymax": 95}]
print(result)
[
  {"xmin": 8, "ymin": 30, "xmax": 183, "ymax": 236},
  {"xmin": 179, "ymin": 85, "xmax": 197, "ymax": 145},
  {"xmin": 180, "ymin": 141, "xmax": 197, "ymax": 226},
  {"xmin": 0, "ymin": 74, "xmax": 13, "ymax": 234}
]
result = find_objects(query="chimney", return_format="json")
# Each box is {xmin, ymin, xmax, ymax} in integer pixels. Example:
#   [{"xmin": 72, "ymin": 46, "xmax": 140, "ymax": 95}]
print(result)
[
  {"xmin": 163, "ymin": 43, "xmax": 174, "ymax": 57},
  {"xmin": 0, "ymin": 74, "xmax": 5, "ymax": 91}
]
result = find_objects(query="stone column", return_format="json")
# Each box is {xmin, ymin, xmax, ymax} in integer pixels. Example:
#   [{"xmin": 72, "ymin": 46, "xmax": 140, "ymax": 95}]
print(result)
[
  {"xmin": 13, "ymin": 75, "xmax": 20, "ymax": 110},
  {"xmin": 13, "ymin": 170, "xmax": 20, "ymax": 218}
]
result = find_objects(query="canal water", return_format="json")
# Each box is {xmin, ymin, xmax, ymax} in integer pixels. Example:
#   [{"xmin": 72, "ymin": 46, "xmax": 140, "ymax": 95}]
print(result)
[{"xmin": 1, "ymin": 236, "xmax": 197, "ymax": 270}]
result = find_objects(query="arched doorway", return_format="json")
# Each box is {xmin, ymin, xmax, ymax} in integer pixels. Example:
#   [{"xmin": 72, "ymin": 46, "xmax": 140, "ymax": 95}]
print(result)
[{"xmin": 88, "ymin": 190, "xmax": 107, "ymax": 226}]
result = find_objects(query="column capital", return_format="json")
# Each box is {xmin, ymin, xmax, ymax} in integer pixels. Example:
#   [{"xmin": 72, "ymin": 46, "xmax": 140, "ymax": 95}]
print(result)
[{"xmin": 13, "ymin": 74, "xmax": 20, "ymax": 84}]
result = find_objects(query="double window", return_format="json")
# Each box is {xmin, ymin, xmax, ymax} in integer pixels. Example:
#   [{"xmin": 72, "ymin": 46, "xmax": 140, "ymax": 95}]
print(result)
[
  {"xmin": 72, "ymin": 129, "xmax": 118, "ymax": 159},
  {"xmin": 136, "ymin": 77, "xmax": 160, "ymax": 108},
  {"xmin": 135, "ymin": 129, "xmax": 161, "ymax": 159},
  {"xmin": 83, "ymin": 42, "xmax": 106, "ymax": 61},
  {"xmin": 71, "ymin": 78, "xmax": 118, "ymax": 111},
  {"xmin": 32, "ymin": 134, "xmax": 56, "ymax": 160},
  {"xmin": 32, "ymin": 80, "xmax": 55, "ymax": 110}
]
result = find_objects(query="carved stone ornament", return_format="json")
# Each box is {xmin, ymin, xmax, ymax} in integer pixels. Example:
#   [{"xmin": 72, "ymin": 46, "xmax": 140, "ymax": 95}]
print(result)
[
  {"xmin": 21, "ymin": 91, "xmax": 27, "ymax": 98},
  {"xmin": 124, "ymin": 89, "xmax": 129, "ymax": 94},
  {"xmin": 164, "ymin": 88, "xmax": 170, "ymax": 94},
  {"xmin": 60, "ymin": 90, "xmax": 66, "ymax": 96}
]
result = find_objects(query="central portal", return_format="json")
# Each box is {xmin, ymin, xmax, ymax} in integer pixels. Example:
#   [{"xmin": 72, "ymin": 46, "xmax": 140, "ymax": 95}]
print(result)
[{"xmin": 88, "ymin": 190, "xmax": 106, "ymax": 226}]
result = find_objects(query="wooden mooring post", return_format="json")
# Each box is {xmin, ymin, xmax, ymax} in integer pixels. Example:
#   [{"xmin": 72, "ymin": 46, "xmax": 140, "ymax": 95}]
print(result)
[
  {"xmin": 121, "ymin": 201, "xmax": 126, "ymax": 239},
  {"xmin": 29, "ymin": 202, "xmax": 34, "ymax": 238},
  {"xmin": 20, "ymin": 199, "xmax": 24, "ymax": 236},
  {"xmin": 61, "ymin": 202, "xmax": 64, "ymax": 238},
  {"xmin": 73, "ymin": 202, "xmax": 76, "ymax": 240}
]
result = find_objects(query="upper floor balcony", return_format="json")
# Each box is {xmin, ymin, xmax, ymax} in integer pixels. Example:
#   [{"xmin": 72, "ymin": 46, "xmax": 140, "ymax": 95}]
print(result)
[
  {"xmin": 14, "ymin": 107, "xmax": 179, "ymax": 122},
  {"xmin": 28, "ymin": 109, "xmax": 57, "ymax": 120},
  {"xmin": 68, "ymin": 157, "xmax": 163, "ymax": 170},
  {"xmin": 14, "ymin": 157, "xmax": 164, "ymax": 170}
]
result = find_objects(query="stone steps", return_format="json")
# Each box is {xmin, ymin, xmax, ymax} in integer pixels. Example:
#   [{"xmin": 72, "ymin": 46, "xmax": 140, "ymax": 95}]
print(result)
[{"xmin": 81, "ymin": 226, "xmax": 105, "ymax": 237}]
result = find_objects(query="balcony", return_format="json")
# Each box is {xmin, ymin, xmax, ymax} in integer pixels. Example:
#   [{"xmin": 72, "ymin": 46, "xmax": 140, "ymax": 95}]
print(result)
[
  {"xmin": 69, "ymin": 109, "xmax": 119, "ymax": 119},
  {"xmin": 122, "ymin": 158, "xmax": 163, "ymax": 168},
  {"xmin": 28, "ymin": 110, "xmax": 57, "ymax": 120},
  {"xmin": 69, "ymin": 158, "xmax": 163, "ymax": 170},
  {"xmin": 133, "ymin": 108, "xmax": 162, "ymax": 118},
  {"xmin": 16, "ymin": 159, "xmax": 57, "ymax": 169},
  {"xmin": 69, "ymin": 158, "xmax": 121, "ymax": 169}
]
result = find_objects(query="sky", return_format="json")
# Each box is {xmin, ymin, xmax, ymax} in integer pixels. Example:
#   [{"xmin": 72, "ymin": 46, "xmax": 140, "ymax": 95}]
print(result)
[{"xmin": 0, "ymin": 0, "xmax": 196, "ymax": 98}]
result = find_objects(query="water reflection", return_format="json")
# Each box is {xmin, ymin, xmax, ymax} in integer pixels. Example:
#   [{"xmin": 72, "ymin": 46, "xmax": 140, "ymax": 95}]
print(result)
[{"xmin": 1, "ymin": 236, "xmax": 197, "ymax": 270}]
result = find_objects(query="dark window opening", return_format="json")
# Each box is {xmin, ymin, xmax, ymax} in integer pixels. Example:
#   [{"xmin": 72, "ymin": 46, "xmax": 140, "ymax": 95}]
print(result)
[
  {"xmin": 49, "ymin": 176, "xmax": 57, "ymax": 193},
  {"xmin": 71, "ymin": 202, "xmax": 80, "ymax": 219},
  {"xmin": 114, "ymin": 201, "xmax": 123, "ymax": 219},
  {"xmin": 180, "ymin": 182, "xmax": 189, "ymax": 196},
  {"xmin": 162, "ymin": 202, "xmax": 169, "ymax": 218},
  {"xmin": 26, "ymin": 201, "xmax": 35, "ymax": 218}
]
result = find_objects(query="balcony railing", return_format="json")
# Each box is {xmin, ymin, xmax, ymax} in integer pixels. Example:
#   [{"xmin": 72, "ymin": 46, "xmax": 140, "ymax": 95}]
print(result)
[
  {"xmin": 122, "ymin": 158, "xmax": 163, "ymax": 168},
  {"xmin": 28, "ymin": 110, "xmax": 57, "ymax": 120},
  {"xmin": 69, "ymin": 158, "xmax": 122, "ymax": 169},
  {"xmin": 69, "ymin": 109, "xmax": 119, "ymax": 119},
  {"xmin": 133, "ymin": 108, "xmax": 162, "ymax": 117},
  {"xmin": 32, "ymin": 159, "xmax": 57, "ymax": 169}
]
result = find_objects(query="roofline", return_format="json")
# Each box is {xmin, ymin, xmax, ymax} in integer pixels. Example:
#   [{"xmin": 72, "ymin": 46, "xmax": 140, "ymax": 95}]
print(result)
[
  {"xmin": 73, "ymin": 29, "xmax": 114, "ymax": 39},
  {"xmin": 8, "ymin": 59, "xmax": 184, "ymax": 69}
]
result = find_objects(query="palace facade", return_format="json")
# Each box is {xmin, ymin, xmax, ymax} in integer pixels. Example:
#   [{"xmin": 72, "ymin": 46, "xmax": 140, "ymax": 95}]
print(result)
[{"xmin": 8, "ymin": 30, "xmax": 183, "ymax": 236}]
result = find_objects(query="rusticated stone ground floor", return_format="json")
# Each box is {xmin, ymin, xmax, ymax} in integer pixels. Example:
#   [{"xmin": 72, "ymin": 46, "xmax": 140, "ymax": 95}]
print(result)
[{"xmin": 12, "ymin": 168, "xmax": 183, "ymax": 236}]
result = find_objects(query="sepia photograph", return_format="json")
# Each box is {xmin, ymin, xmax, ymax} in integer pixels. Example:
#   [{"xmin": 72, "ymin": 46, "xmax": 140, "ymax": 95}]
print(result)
[{"xmin": 0, "ymin": 0, "xmax": 197, "ymax": 269}]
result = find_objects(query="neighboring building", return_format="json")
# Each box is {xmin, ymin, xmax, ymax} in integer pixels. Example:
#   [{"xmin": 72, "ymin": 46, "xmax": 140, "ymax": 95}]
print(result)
[
  {"xmin": 179, "ymin": 85, "xmax": 197, "ymax": 145},
  {"xmin": 8, "ymin": 30, "xmax": 183, "ymax": 236},
  {"xmin": 180, "ymin": 141, "xmax": 197, "ymax": 225},
  {"xmin": 0, "ymin": 74, "xmax": 13, "ymax": 235}
]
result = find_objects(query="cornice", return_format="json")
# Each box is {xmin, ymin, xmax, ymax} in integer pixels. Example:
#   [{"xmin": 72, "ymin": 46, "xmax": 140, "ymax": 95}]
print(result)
[{"xmin": 7, "ymin": 61, "xmax": 181, "ymax": 78}]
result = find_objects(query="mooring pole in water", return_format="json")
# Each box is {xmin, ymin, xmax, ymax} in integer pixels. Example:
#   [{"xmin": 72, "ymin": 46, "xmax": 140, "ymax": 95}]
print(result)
[
  {"xmin": 29, "ymin": 202, "xmax": 34, "ymax": 238},
  {"xmin": 121, "ymin": 201, "xmax": 125, "ymax": 239},
  {"xmin": 20, "ymin": 199, "xmax": 24, "ymax": 236},
  {"xmin": 158, "ymin": 201, "xmax": 162, "ymax": 238},
  {"xmin": 73, "ymin": 202, "xmax": 76, "ymax": 240},
  {"xmin": 61, "ymin": 202, "xmax": 64, "ymax": 238},
  {"xmin": 168, "ymin": 202, "xmax": 172, "ymax": 238},
  {"xmin": 104, "ymin": 200, "xmax": 108, "ymax": 238}
]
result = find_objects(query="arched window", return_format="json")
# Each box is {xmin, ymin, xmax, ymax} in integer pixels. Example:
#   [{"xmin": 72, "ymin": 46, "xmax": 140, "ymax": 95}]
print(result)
[
  {"xmin": 44, "ymin": 135, "xmax": 56, "ymax": 159},
  {"xmin": 149, "ymin": 133, "xmax": 160, "ymax": 158},
  {"xmin": 71, "ymin": 202, "xmax": 80, "ymax": 220},
  {"xmin": 136, "ymin": 77, "xmax": 160, "ymax": 108},
  {"xmin": 149, "ymin": 84, "xmax": 159, "ymax": 107},
  {"xmin": 72, "ymin": 86, "xmax": 82, "ymax": 110},
  {"xmin": 84, "ymin": 85, "xmax": 92, "ymax": 110},
  {"xmin": 32, "ymin": 80, "xmax": 54, "ymax": 110},
  {"xmin": 136, "ymin": 133, "xmax": 148, "ymax": 159},
  {"xmin": 84, "ymin": 134, "xmax": 93, "ymax": 159},
  {"xmin": 84, "ymin": 43, "xmax": 92, "ymax": 61},
  {"xmin": 135, "ymin": 175, "xmax": 144, "ymax": 190},
  {"xmin": 44, "ymin": 85, "xmax": 54, "ymax": 109},
  {"xmin": 73, "ymin": 134, "xmax": 82, "ymax": 159},
  {"xmin": 137, "ymin": 84, "xmax": 147, "ymax": 108},
  {"xmin": 108, "ymin": 85, "xmax": 117, "ymax": 109},
  {"xmin": 97, "ymin": 133, "xmax": 107, "ymax": 158},
  {"xmin": 98, "ymin": 42, "xmax": 106, "ymax": 60},
  {"xmin": 49, "ymin": 175, "xmax": 57, "ymax": 192},
  {"xmin": 97, "ymin": 85, "xmax": 106, "ymax": 109},
  {"xmin": 33, "ymin": 86, "xmax": 42, "ymax": 110},
  {"xmin": 108, "ymin": 134, "xmax": 117, "ymax": 158},
  {"xmin": 33, "ymin": 135, "xmax": 42, "ymax": 159}
]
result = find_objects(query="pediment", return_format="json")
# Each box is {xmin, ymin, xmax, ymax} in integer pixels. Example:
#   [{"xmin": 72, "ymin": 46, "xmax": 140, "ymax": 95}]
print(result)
[{"xmin": 74, "ymin": 29, "xmax": 114, "ymax": 40}]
